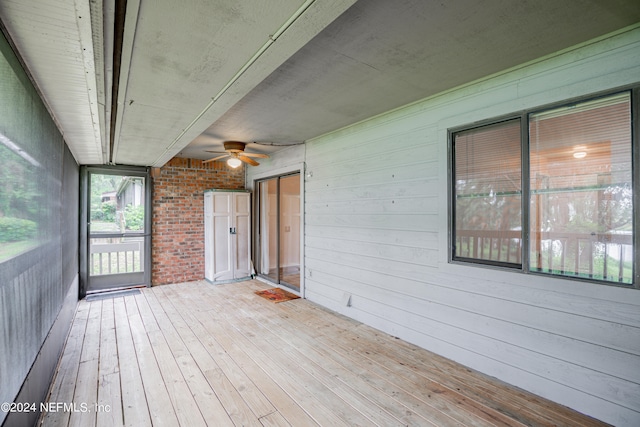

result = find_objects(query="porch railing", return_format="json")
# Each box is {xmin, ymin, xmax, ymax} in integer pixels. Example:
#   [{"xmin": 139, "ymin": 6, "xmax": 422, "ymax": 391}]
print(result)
[
  {"xmin": 90, "ymin": 240, "xmax": 143, "ymax": 275},
  {"xmin": 456, "ymin": 230, "xmax": 633, "ymax": 284}
]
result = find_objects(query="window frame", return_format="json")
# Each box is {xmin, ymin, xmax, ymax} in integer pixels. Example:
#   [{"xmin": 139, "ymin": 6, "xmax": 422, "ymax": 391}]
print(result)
[
  {"xmin": 449, "ymin": 116, "xmax": 525, "ymax": 270},
  {"xmin": 448, "ymin": 87, "xmax": 639, "ymax": 289}
]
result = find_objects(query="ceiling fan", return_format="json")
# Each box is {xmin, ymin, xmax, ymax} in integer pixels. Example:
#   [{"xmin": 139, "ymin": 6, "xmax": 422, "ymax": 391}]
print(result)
[{"xmin": 203, "ymin": 141, "xmax": 269, "ymax": 168}]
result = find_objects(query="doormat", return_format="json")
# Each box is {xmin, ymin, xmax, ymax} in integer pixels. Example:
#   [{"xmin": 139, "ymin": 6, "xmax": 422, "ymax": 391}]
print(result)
[{"xmin": 255, "ymin": 288, "xmax": 300, "ymax": 303}]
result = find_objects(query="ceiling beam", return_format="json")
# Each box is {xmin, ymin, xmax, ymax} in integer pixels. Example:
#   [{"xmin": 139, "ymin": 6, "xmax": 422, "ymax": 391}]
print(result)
[
  {"xmin": 107, "ymin": 0, "xmax": 125, "ymax": 164},
  {"xmin": 111, "ymin": 0, "xmax": 140, "ymax": 165}
]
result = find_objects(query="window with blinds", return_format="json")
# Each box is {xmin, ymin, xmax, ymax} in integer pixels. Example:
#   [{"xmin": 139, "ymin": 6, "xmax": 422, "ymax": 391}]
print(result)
[
  {"xmin": 453, "ymin": 119, "xmax": 522, "ymax": 265},
  {"xmin": 529, "ymin": 92, "xmax": 632, "ymax": 283},
  {"xmin": 450, "ymin": 90, "xmax": 635, "ymax": 286}
]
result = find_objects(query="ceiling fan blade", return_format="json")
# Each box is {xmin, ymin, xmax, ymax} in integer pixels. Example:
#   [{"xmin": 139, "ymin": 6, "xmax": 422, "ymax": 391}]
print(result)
[
  {"xmin": 203, "ymin": 154, "xmax": 229, "ymax": 163},
  {"xmin": 205, "ymin": 151, "xmax": 227, "ymax": 154},
  {"xmin": 238, "ymin": 155, "xmax": 259, "ymax": 166},
  {"xmin": 241, "ymin": 152, "xmax": 269, "ymax": 158}
]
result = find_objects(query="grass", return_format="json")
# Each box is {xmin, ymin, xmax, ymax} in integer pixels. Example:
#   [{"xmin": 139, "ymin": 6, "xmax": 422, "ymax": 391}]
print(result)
[
  {"xmin": 0, "ymin": 239, "xmax": 39, "ymax": 262},
  {"xmin": 90, "ymin": 221, "xmax": 121, "ymax": 232},
  {"xmin": 457, "ymin": 237, "xmax": 633, "ymax": 284},
  {"xmin": 536, "ymin": 255, "xmax": 633, "ymax": 285}
]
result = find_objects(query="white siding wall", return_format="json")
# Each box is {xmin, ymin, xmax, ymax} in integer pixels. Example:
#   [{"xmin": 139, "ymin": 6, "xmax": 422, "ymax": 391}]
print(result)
[{"xmin": 248, "ymin": 26, "xmax": 640, "ymax": 426}]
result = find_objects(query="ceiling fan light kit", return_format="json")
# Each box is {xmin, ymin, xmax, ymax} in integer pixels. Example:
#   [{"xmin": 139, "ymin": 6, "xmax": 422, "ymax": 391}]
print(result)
[
  {"xmin": 227, "ymin": 157, "xmax": 242, "ymax": 168},
  {"xmin": 204, "ymin": 141, "xmax": 269, "ymax": 167}
]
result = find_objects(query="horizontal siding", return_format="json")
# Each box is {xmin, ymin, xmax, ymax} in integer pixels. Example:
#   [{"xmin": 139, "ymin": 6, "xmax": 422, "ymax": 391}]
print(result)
[
  {"xmin": 246, "ymin": 144, "xmax": 305, "ymax": 188},
  {"xmin": 304, "ymin": 283, "xmax": 640, "ymax": 427},
  {"xmin": 253, "ymin": 26, "xmax": 640, "ymax": 427},
  {"xmin": 307, "ymin": 235, "xmax": 435, "ymax": 265},
  {"xmin": 305, "ymin": 256, "xmax": 640, "ymax": 355},
  {"xmin": 306, "ymin": 278, "xmax": 640, "ymax": 412},
  {"xmin": 306, "ymin": 225, "xmax": 438, "ymax": 249},
  {"xmin": 305, "ymin": 26, "xmax": 640, "ymax": 427},
  {"xmin": 307, "ymin": 268, "xmax": 640, "ymax": 384}
]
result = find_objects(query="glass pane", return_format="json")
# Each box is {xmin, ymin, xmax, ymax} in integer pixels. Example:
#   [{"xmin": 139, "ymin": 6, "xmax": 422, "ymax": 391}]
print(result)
[
  {"xmin": 280, "ymin": 175, "xmax": 300, "ymax": 290},
  {"xmin": 259, "ymin": 179, "xmax": 279, "ymax": 282},
  {"xmin": 90, "ymin": 174, "xmax": 146, "ymax": 234},
  {"xmin": 529, "ymin": 92, "xmax": 632, "ymax": 284},
  {"xmin": 89, "ymin": 236, "xmax": 144, "ymax": 276},
  {"xmin": 454, "ymin": 120, "xmax": 522, "ymax": 264}
]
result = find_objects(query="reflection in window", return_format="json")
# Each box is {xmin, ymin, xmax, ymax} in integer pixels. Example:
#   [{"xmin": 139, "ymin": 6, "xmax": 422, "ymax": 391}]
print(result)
[
  {"xmin": 453, "ymin": 119, "xmax": 522, "ymax": 265},
  {"xmin": 451, "ymin": 91, "xmax": 634, "ymax": 285},
  {"xmin": 529, "ymin": 93, "xmax": 632, "ymax": 283}
]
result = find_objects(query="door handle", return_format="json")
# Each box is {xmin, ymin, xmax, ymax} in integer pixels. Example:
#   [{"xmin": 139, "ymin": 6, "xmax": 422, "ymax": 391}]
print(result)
[{"xmin": 230, "ymin": 227, "xmax": 236, "ymax": 234}]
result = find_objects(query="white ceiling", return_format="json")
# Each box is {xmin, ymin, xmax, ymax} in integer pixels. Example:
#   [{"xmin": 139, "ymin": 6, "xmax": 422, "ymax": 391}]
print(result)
[{"xmin": 1, "ymin": 0, "xmax": 639, "ymax": 167}]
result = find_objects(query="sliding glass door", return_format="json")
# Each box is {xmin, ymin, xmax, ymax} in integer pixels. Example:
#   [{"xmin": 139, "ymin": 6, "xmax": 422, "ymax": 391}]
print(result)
[{"xmin": 257, "ymin": 174, "xmax": 301, "ymax": 291}]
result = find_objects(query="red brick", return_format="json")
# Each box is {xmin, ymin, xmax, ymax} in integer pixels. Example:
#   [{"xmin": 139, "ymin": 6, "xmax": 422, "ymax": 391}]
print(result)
[{"xmin": 151, "ymin": 156, "xmax": 244, "ymax": 285}]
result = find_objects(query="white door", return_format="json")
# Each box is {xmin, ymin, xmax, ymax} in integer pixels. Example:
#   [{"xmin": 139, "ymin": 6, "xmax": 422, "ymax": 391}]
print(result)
[
  {"xmin": 205, "ymin": 191, "xmax": 252, "ymax": 282},
  {"xmin": 233, "ymin": 193, "xmax": 252, "ymax": 278},
  {"xmin": 207, "ymin": 192, "xmax": 233, "ymax": 281}
]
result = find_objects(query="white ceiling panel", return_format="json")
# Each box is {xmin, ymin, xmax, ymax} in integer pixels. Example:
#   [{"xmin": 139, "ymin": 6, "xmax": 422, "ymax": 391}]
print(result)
[
  {"xmin": 112, "ymin": 0, "xmax": 358, "ymax": 166},
  {"xmin": 183, "ymin": 0, "xmax": 640, "ymax": 159},
  {"xmin": 0, "ymin": 0, "xmax": 105, "ymax": 164}
]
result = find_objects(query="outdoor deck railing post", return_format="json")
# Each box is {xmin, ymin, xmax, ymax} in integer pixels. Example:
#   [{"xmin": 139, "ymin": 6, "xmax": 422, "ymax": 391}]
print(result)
[
  {"xmin": 90, "ymin": 240, "xmax": 142, "ymax": 276},
  {"xmin": 456, "ymin": 230, "xmax": 631, "ymax": 283}
]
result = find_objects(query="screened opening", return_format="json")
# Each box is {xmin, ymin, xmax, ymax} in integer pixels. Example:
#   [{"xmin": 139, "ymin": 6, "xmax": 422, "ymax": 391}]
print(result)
[
  {"xmin": 453, "ymin": 119, "xmax": 522, "ymax": 265},
  {"xmin": 0, "ymin": 41, "xmax": 61, "ymax": 263}
]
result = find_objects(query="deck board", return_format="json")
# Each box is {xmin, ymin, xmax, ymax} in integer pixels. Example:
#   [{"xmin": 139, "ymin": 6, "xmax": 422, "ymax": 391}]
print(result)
[
  {"xmin": 124, "ymin": 296, "xmax": 179, "ymax": 427},
  {"xmin": 41, "ymin": 302, "xmax": 90, "ymax": 427},
  {"xmin": 96, "ymin": 299, "xmax": 124, "ymax": 426},
  {"xmin": 41, "ymin": 280, "xmax": 609, "ymax": 427},
  {"xmin": 113, "ymin": 297, "xmax": 151, "ymax": 427}
]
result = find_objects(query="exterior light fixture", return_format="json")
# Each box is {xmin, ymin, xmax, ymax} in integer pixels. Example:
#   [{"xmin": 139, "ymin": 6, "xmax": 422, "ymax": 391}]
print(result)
[{"xmin": 227, "ymin": 157, "xmax": 242, "ymax": 168}]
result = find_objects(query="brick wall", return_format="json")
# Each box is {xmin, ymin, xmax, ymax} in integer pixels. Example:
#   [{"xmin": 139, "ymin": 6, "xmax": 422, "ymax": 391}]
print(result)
[{"xmin": 152, "ymin": 157, "xmax": 244, "ymax": 285}]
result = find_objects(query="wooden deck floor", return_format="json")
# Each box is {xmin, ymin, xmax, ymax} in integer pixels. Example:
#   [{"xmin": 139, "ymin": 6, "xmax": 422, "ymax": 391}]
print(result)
[{"xmin": 41, "ymin": 280, "xmax": 607, "ymax": 427}]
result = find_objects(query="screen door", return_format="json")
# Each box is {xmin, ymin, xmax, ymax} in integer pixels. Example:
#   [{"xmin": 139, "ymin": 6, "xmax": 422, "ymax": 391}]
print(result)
[{"xmin": 80, "ymin": 166, "xmax": 151, "ymax": 296}]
